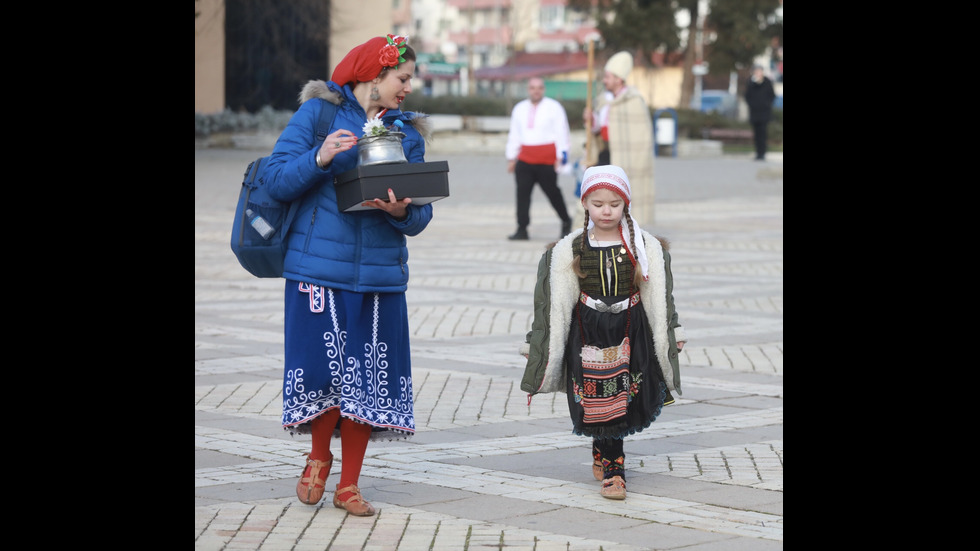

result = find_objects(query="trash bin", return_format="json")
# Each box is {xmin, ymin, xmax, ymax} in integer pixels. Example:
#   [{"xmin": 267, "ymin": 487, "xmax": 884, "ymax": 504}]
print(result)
[
  {"xmin": 653, "ymin": 108, "xmax": 678, "ymax": 158},
  {"xmin": 655, "ymin": 118, "xmax": 675, "ymax": 145}
]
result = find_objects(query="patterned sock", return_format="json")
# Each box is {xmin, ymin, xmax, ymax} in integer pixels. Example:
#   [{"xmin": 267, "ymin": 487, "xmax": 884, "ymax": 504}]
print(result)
[
  {"xmin": 595, "ymin": 438, "xmax": 626, "ymax": 481},
  {"xmin": 602, "ymin": 455, "xmax": 626, "ymax": 480}
]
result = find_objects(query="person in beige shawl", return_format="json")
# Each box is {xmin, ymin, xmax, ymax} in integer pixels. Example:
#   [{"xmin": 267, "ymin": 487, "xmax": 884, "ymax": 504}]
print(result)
[{"xmin": 584, "ymin": 51, "xmax": 655, "ymax": 226}]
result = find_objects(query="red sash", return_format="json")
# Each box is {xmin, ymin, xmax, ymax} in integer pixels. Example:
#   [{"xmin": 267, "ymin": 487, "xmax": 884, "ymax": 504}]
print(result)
[{"xmin": 518, "ymin": 143, "xmax": 557, "ymax": 164}]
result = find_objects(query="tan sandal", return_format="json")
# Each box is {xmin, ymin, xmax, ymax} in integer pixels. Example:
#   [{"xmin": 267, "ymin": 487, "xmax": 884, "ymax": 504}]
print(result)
[
  {"xmin": 333, "ymin": 483, "xmax": 376, "ymax": 516},
  {"xmin": 600, "ymin": 475, "xmax": 626, "ymax": 500},
  {"xmin": 296, "ymin": 454, "xmax": 333, "ymax": 505},
  {"xmin": 592, "ymin": 459, "xmax": 603, "ymax": 481}
]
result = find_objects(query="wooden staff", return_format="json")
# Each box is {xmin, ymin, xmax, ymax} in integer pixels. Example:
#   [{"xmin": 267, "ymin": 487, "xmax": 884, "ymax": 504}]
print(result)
[{"xmin": 585, "ymin": 39, "xmax": 594, "ymax": 164}]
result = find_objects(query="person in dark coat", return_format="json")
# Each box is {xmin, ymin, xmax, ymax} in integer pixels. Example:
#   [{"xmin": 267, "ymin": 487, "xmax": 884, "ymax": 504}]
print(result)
[{"xmin": 744, "ymin": 65, "xmax": 776, "ymax": 161}]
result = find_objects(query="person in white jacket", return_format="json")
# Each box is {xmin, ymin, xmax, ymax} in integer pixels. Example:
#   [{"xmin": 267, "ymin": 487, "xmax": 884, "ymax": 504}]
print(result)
[{"xmin": 505, "ymin": 77, "xmax": 573, "ymax": 241}]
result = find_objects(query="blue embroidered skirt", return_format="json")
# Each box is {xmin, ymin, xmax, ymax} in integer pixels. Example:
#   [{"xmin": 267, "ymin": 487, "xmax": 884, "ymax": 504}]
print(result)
[{"xmin": 281, "ymin": 279, "xmax": 416, "ymax": 440}]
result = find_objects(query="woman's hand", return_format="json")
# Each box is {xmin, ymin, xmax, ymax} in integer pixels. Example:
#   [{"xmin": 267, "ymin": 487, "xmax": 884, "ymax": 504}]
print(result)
[
  {"xmin": 362, "ymin": 187, "xmax": 412, "ymax": 220},
  {"xmin": 677, "ymin": 341, "xmax": 686, "ymax": 351},
  {"xmin": 317, "ymin": 129, "xmax": 358, "ymax": 167}
]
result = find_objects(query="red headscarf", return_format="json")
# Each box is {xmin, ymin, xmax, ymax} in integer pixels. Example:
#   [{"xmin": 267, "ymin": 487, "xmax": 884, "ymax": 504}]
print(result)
[{"xmin": 330, "ymin": 34, "xmax": 408, "ymax": 88}]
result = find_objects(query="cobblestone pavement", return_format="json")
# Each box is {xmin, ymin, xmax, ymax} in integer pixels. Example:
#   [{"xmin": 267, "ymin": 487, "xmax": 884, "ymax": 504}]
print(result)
[{"xmin": 195, "ymin": 143, "xmax": 783, "ymax": 550}]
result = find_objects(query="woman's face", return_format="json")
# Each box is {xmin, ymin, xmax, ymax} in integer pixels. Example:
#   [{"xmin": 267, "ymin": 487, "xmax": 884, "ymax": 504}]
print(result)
[
  {"xmin": 585, "ymin": 188, "xmax": 626, "ymax": 233},
  {"xmin": 376, "ymin": 61, "xmax": 416, "ymax": 110}
]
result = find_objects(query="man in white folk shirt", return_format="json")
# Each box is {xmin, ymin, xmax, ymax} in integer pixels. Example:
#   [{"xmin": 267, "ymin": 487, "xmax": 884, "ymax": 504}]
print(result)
[{"xmin": 505, "ymin": 77, "xmax": 573, "ymax": 241}]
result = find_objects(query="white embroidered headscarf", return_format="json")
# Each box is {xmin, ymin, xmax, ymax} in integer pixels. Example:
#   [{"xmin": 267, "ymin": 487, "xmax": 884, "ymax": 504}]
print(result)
[{"xmin": 580, "ymin": 165, "xmax": 649, "ymax": 280}]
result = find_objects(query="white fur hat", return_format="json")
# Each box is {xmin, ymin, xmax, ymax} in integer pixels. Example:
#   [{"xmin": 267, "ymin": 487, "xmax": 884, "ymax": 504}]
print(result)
[{"xmin": 604, "ymin": 51, "xmax": 633, "ymax": 81}]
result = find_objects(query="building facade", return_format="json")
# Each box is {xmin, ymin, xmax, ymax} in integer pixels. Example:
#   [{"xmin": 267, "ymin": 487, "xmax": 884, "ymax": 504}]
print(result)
[{"xmin": 194, "ymin": 0, "xmax": 685, "ymax": 114}]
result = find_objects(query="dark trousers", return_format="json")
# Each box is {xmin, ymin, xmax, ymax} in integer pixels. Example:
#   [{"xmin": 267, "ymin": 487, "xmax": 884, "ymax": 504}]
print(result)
[
  {"xmin": 751, "ymin": 120, "xmax": 769, "ymax": 159},
  {"xmin": 597, "ymin": 149, "xmax": 610, "ymax": 166},
  {"xmin": 514, "ymin": 160, "xmax": 571, "ymax": 230}
]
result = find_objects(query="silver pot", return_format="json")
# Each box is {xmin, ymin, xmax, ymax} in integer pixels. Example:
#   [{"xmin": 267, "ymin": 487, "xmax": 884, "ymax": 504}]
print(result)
[{"xmin": 357, "ymin": 132, "xmax": 408, "ymax": 166}]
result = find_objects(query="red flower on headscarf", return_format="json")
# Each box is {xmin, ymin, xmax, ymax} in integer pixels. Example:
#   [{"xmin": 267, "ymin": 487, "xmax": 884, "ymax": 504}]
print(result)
[{"xmin": 379, "ymin": 34, "xmax": 407, "ymax": 68}]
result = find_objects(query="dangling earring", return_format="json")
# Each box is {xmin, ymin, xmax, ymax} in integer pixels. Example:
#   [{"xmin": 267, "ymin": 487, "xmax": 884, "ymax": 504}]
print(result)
[{"xmin": 370, "ymin": 86, "xmax": 380, "ymax": 101}]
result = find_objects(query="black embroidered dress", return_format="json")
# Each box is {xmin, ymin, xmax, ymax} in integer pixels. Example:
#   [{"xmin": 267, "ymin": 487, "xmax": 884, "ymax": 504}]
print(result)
[{"xmin": 564, "ymin": 237, "xmax": 667, "ymax": 440}]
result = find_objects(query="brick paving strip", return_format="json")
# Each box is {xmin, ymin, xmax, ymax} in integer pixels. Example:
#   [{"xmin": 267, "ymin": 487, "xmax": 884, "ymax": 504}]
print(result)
[{"xmin": 196, "ymin": 149, "xmax": 783, "ymax": 550}]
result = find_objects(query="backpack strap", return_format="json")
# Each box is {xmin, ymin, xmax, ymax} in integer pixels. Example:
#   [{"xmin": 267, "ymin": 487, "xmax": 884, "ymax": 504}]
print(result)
[
  {"xmin": 314, "ymin": 98, "xmax": 338, "ymax": 144},
  {"xmin": 282, "ymin": 98, "xmax": 340, "ymax": 231}
]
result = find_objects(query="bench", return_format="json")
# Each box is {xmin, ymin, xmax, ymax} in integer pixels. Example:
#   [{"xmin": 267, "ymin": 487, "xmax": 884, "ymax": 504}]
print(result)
[{"xmin": 702, "ymin": 128, "xmax": 753, "ymax": 143}]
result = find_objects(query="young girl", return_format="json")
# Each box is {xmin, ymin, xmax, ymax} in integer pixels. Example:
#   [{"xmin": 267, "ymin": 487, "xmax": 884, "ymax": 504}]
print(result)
[{"xmin": 520, "ymin": 165, "xmax": 686, "ymax": 499}]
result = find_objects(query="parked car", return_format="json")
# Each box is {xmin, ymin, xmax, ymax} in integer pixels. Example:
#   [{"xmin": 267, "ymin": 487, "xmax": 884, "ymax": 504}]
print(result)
[{"xmin": 691, "ymin": 90, "xmax": 738, "ymax": 119}]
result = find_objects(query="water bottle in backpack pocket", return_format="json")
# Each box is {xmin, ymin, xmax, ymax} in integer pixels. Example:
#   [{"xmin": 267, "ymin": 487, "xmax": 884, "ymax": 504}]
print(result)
[{"xmin": 246, "ymin": 208, "xmax": 276, "ymax": 239}]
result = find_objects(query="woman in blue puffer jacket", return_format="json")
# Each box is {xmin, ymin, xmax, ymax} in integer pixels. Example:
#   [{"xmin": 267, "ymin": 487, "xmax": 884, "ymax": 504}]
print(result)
[{"xmin": 262, "ymin": 34, "xmax": 432, "ymax": 517}]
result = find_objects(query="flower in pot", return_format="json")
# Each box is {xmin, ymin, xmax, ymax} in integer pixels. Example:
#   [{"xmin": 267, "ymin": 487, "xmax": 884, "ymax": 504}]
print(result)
[
  {"xmin": 362, "ymin": 116, "xmax": 404, "ymax": 137},
  {"xmin": 358, "ymin": 117, "xmax": 407, "ymax": 166}
]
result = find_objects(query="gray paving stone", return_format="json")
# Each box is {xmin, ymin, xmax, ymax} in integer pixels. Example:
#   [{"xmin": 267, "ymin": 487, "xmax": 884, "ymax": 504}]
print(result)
[{"xmin": 196, "ymin": 143, "xmax": 783, "ymax": 549}]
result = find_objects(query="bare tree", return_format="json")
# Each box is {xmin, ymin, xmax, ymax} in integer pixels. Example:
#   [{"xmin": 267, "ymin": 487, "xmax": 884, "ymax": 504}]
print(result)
[
  {"xmin": 568, "ymin": 0, "xmax": 680, "ymax": 68},
  {"xmin": 569, "ymin": 0, "xmax": 781, "ymax": 106},
  {"xmin": 225, "ymin": 0, "xmax": 332, "ymax": 112},
  {"xmin": 703, "ymin": 0, "xmax": 782, "ymax": 88}
]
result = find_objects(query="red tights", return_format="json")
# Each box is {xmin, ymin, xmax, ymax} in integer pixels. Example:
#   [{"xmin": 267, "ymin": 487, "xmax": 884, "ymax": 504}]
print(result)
[{"xmin": 309, "ymin": 409, "xmax": 372, "ymax": 499}]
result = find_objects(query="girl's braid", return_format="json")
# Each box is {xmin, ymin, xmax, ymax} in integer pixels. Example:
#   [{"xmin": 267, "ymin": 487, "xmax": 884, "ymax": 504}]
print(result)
[
  {"xmin": 624, "ymin": 209, "xmax": 643, "ymax": 287},
  {"xmin": 582, "ymin": 210, "xmax": 591, "ymax": 248},
  {"xmin": 624, "ymin": 209, "xmax": 636, "ymax": 251},
  {"xmin": 572, "ymin": 210, "xmax": 591, "ymax": 279}
]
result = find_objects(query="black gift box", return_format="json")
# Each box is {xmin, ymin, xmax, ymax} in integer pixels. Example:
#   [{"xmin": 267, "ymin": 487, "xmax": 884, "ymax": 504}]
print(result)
[{"xmin": 335, "ymin": 161, "xmax": 450, "ymax": 212}]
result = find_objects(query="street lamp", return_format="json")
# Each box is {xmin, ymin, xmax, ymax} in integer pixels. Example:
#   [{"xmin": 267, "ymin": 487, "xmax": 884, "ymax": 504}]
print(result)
[{"xmin": 692, "ymin": 62, "xmax": 707, "ymax": 110}]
